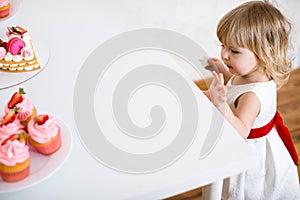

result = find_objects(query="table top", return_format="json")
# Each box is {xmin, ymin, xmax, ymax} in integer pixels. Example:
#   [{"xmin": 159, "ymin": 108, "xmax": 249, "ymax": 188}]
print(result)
[{"xmin": 0, "ymin": 0, "xmax": 257, "ymax": 199}]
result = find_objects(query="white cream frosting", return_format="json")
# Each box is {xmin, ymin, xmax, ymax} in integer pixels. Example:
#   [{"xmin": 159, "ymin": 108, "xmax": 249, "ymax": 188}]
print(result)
[
  {"xmin": 12, "ymin": 55, "xmax": 23, "ymax": 62},
  {"xmin": 4, "ymin": 52, "xmax": 12, "ymax": 61}
]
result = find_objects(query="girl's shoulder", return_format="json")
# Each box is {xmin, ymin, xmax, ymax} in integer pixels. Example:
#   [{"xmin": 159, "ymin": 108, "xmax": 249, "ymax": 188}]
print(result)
[
  {"xmin": 227, "ymin": 76, "xmax": 276, "ymax": 95},
  {"xmin": 227, "ymin": 76, "xmax": 277, "ymax": 127}
]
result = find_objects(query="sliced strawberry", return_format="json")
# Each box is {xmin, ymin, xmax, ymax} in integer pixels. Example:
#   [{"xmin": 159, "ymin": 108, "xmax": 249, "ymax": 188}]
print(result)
[
  {"xmin": 1, "ymin": 108, "xmax": 19, "ymax": 126},
  {"xmin": 10, "ymin": 26, "xmax": 28, "ymax": 36},
  {"xmin": 34, "ymin": 114, "xmax": 49, "ymax": 125},
  {"xmin": 0, "ymin": 39, "xmax": 7, "ymax": 49},
  {"xmin": 2, "ymin": 42, "xmax": 7, "ymax": 49},
  {"xmin": 15, "ymin": 26, "xmax": 28, "ymax": 35},
  {"xmin": 8, "ymin": 88, "xmax": 26, "ymax": 109},
  {"xmin": 1, "ymin": 134, "xmax": 19, "ymax": 145},
  {"xmin": 0, "ymin": 39, "xmax": 4, "ymax": 47},
  {"xmin": 1, "ymin": 132, "xmax": 26, "ymax": 145}
]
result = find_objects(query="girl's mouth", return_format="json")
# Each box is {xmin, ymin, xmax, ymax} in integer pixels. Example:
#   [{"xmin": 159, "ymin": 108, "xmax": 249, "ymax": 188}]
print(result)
[{"xmin": 226, "ymin": 64, "xmax": 232, "ymax": 69}]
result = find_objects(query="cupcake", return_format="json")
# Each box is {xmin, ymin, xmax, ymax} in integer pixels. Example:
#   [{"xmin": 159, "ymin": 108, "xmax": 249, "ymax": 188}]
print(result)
[
  {"xmin": 27, "ymin": 114, "xmax": 62, "ymax": 155},
  {"xmin": 0, "ymin": 0, "xmax": 10, "ymax": 18},
  {"xmin": 0, "ymin": 108, "xmax": 24, "ymax": 144},
  {"xmin": 5, "ymin": 88, "xmax": 37, "ymax": 127},
  {"xmin": 0, "ymin": 132, "xmax": 30, "ymax": 182}
]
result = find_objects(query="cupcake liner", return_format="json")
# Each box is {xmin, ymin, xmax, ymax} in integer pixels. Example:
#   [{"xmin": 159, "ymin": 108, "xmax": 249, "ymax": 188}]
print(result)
[
  {"xmin": 0, "ymin": 158, "xmax": 30, "ymax": 182},
  {"xmin": 28, "ymin": 130, "xmax": 62, "ymax": 155}
]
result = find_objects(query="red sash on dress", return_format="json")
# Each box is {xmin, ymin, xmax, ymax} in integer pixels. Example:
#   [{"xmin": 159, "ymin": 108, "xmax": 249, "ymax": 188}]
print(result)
[{"xmin": 247, "ymin": 112, "xmax": 299, "ymax": 166}]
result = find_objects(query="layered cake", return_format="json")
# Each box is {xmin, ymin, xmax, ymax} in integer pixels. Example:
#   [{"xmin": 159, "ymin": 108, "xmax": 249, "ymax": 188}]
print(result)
[{"xmin": 0, "ymin": 26, "xmax": 40, "ymax": 72}]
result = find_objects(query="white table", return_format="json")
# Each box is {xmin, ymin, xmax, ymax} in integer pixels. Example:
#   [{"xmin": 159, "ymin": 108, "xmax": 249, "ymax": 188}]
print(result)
[{"xmin": 0, "ymin": 1, "xmax": 257, "ymax": 199}]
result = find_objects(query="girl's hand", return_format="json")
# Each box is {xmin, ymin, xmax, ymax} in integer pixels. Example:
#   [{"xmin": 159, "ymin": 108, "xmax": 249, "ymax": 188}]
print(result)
[
  {"xmin": 205, "ymin": 57, "xmax": 226, "ymax": 73},
  {"xmin": 205, "ymin": 57, "xmax": 233, "ymax": 85},
  {"xmin": 208, "ymin": 71, "xmax": 227, "ymax": 108}
]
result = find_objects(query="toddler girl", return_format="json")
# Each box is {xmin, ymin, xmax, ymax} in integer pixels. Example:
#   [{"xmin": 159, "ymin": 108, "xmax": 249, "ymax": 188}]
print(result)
[{"xmin": 205, "ymin": 1, "xmax": 300, "ymax": 199}]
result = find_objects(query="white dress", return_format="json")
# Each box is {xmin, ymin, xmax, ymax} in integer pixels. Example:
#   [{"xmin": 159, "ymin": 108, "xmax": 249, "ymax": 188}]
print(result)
[{"xmin": 221, "ymin": 76, "xmax": 300, "ymax": 200}]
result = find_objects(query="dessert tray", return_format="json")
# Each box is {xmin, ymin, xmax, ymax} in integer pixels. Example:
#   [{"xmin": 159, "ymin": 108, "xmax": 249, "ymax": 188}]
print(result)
[
  {"xmin": 0, "ymin": 41, "xmax": 49, "ymax": 90},
  {"xmin": 0, "ymin": 118, "xmax": 72, "ymax": 193},
  {"xmin": 0, "ymin": 0, "xmax": 22, "ymax": 22}
]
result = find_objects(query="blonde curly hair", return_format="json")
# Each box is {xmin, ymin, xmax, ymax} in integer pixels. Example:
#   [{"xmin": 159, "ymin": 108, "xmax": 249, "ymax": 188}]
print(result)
[{"xmin": 216, "ymin": 0, "xmax": 293, "ymax": 88}]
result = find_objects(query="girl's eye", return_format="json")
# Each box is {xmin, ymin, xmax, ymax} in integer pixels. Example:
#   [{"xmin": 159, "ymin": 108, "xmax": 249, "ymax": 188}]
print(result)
[{"xmin": 231, "ymin": 49, "xmax": 239, "ymax": 54}]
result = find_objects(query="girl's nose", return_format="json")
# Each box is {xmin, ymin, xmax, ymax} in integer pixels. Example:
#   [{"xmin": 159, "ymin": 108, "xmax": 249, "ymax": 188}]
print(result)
[{"xmin": 221, "ymin": 48, "xmax": 229, "ymax": 61}]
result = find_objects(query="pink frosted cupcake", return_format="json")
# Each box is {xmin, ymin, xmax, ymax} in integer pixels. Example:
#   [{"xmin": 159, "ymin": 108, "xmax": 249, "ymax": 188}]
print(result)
[
  {"xmin": 5, "ymin": 88, "xmax": 37, "ymax": 127},
  {"xmin": 27, "ymin": 114, "xmax": 61, "ymax": 155},
  {"xmin": 0, "ymin": 108, "xmax": 24, "ymax": 144},
  {"xmin": 0, "ymin": 132, "xmax": 30, "ymax": 182}
]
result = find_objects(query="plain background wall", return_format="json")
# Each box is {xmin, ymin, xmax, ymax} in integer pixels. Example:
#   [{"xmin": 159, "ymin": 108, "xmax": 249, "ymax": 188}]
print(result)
[{"xmin": 121, "ymin": 0, "xmax": 300, "ymax": 69}]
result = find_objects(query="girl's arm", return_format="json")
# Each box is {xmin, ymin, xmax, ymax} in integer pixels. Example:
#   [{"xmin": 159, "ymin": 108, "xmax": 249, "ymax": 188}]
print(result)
[
  {"xmin": 206, "ymin": 58, "xmax": 233, "ymax": 85},
  {"xmin": 209, "ymin": 71, "xmax": 260, "ymax": 139}
]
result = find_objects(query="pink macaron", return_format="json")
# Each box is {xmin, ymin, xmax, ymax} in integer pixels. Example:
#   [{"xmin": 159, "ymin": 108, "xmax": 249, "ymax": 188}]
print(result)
[{"xmin": 7, "ymin": 37, "xmax": 26, "ymax": 55}]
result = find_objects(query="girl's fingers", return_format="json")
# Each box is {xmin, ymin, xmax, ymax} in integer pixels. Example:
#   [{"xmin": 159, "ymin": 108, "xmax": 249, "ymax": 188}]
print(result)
[
  {"xmin": 210, "ymin": 72, "xmax": 216, "ymax": 87},
  {"xmin": 210, "ymin": 74, "xmax": 216, "ymax": 87},
  {"xmin": 205, "ymin": 65, "xmax": 215, "ymax": 71},
  {"xmin": 212, "ymin": 71, "xmax": 224, "ymax": 88},
  {"xmin": 219, "ymin": 73, "xmax": 224, "ymax": 86},
  {"xmin": 212, "ymin": 71, "xmax": 219, "ymax": 86},
  {"xmin": 208, "ymin": 71, "xmax": 228, "ymax": 106}
]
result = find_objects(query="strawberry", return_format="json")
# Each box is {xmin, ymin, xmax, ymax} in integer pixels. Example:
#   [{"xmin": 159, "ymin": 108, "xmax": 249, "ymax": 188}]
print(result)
[
  {"xmin": 8, "ymin": 88, "xmax": 26, "ymax": 109},
  {"xmin": 15, "ymin": 26, "xmax": 28, "ymax": 35},
  {"xmin": 2, "ymin": 42, "xmax": 7, "ymax": 49},
  {"xmin": 34, "ymin": 114, "xmax": 49, "ymax": 125},
  {"xmin": 1, "ymin": 134, "xmax": 19, "ymax": 145},
  {"xmin": 1, "ymin": 132, "xmax": 26, "ymax": 145},
  {"xmin": 10, "ymin": 26, "xmax": 27, "ymax": 35},
  {"xmin": 0, "ymin": 39, "xmax": 7, "ymax": 49},
  {"xmin": 1, "ymin": 107, "xmax": 19, "ymax": 126}
]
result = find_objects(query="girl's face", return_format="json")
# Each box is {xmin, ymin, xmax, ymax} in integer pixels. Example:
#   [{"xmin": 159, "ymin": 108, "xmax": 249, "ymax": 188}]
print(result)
[{"xmin": 220, "ymin": 44, "xmax": 258, "ymax": 76}]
